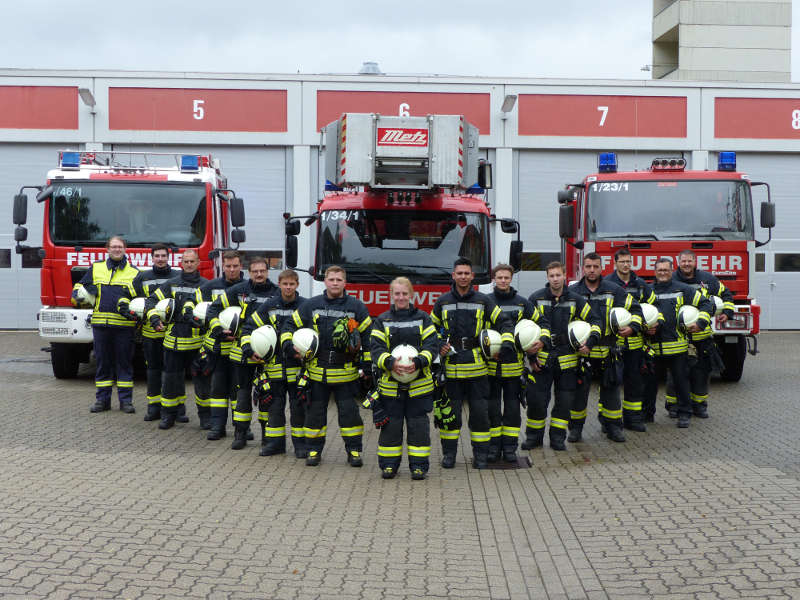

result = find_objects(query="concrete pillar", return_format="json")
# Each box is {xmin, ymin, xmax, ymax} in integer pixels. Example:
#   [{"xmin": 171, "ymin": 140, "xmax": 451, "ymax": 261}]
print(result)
[
  {"xmin": 291, "ymin": 145, "xmax": 314, "ymax": 297},
  {"xmin": 493, "ymin": 147, "xmax": 514, "ymax": 276}
]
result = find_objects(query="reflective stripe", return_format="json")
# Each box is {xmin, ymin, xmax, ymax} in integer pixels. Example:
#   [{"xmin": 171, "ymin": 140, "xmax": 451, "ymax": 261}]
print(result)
[
  {"xmin": 290, "ymin": 427, "xmax": 304, "ymax": 437},
  {"xmin": 195, "ymin": 395, "xmax": 210, "ymax": 408},
  {"xmin": 208, "ymin": 397, "xmax": 229, "ymax": 409},
  {"xmin": 161, "ymin": 396, "xmax": 181, "ymax": 408},
  {"xmin": 377, "ymin": 446, "xmax": 403, "ymax": 457},
  {"xmin": 258, "ymin": 411, "xmax": 270, "ymax": 421},
  {"xmin": 408, "ymin": 445, "xmax": 431, "ymax": 457},
  {"xmin": 501, "ymin": 426, "xmax": 520, "ymax": 436},
  {"xmin": 602, "ymin": 408, "xmax": 622, "ymax": 420},
  {"xmin": 551, "ymin": 417, "xmax": 568, "ymax": 430},
  {"xmin": 526, "ymin": 418, "xmax": 545, "ymax": 429},
  {"xmin": 441, "ymin": 302, "xmax": 483, "ymax": 311},
  {"xmin": 233, "ymin": 411, "xmax": 251, "ymax": 423},
  {"xmin": 622, "ymin": 400, "xmax": 642, "ymax": 411},
  {"xmin": 264, "ymin": 427, "xmax": 285, "ymax": 437},
  {"xmin": 470, "ymin": 431, "xmax": 491, "ymax": 443},
  {"xmin": 570, "ymin": 409, "xmax": 587, "ymax": 420},
  {"xmin": 489, "ymin": 427, "xmax": 502, "ymax": 439},
  {"xmin": 691, "ymin": 393, "xmax": 708, "ymax": 402},
  {"xmin": 147, "ymin": 395, "xmax": 161, "ymax": 405},
  {"xmin": 96, "ymin": 380, "xmax": 114, "ymax": 388},
  {"xmin": 311, "ymin": 308, "xmax": 355, "ymax": 319},
  {"xmin": 304, "ymin": 426, "xmax": 327, "ymax": 439},
  {"xmin": 439, "ymin": 429, "xmax": 460, "ymax": 440},
  {"xmin": 340, "ymin": 425, "xmax": 364, "ymax": 437},
  {"xmin": 384, "ymin": 319, "xmax": 424, "ymax": 329}
]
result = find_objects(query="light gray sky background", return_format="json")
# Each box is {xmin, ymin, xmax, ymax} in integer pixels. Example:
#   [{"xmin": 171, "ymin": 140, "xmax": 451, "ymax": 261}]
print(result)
[{"xmin": 4, "ymin": 1, "xmax": 799, "ymax": 81}]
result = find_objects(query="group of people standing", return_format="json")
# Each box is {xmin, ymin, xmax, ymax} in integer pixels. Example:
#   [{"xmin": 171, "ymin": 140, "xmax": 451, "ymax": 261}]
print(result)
[{"xmin": 72, "ymin": 238, "xmax": 733, "ymax": 480}]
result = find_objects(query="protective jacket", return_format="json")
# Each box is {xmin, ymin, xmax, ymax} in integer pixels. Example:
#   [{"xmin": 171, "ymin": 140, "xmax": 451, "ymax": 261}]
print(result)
[
  {"xmin": 241, "ymin": 293, "xmax": 306, "ymax": 383},
  {"xmin": 74, "ymin": 257, "xmax": 141, "ymax": 328},
  {"xmin": 648, "ymin": 280, "xmax": 713, "ymax": 356},
  {"xmin": 673, "ymin": 268, "xmax": 735, "ymax": 341},
  {"xmin": 146, "ymin": 270, "xmax": 208, "ymax": 352},
  {"xmin": 431, "ymin": 285, "xmax": 514, "ymax": 380},
  {"xmin": 281, "ymin": 291, "xmax": 372, "ymax": 384},
  {"xmin": 569, "ymin": 277, "xmax": 643, "ymax": 359},
  {"xmin": 486, "ymin": 287, "xmax": 551, "ymax": 378},
  {"xmin": 199, "ymin": 274, "xmax": 243, "ymax": 356},
  {"xmin": 138, "ymin": 265, "xmax": 174, "ymax": 340},
  {"xmin": 604, "ymin": 270, "xmax": 656, "ymax": 350},
  {"xmin": 370, "ymin": 305, "xmax": 438, "ymax": 398}
]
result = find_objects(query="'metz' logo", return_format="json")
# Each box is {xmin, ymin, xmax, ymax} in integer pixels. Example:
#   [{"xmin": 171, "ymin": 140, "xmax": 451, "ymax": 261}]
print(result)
[{"xmin": 377, "ymin": 128, "xmax": 428, "ymax": 146}]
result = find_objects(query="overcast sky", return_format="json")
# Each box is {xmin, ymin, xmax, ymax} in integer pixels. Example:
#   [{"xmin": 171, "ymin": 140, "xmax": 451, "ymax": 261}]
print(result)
[{"xmin": 4, "ymin": 1, "xmax": 799, "ymax": 81}]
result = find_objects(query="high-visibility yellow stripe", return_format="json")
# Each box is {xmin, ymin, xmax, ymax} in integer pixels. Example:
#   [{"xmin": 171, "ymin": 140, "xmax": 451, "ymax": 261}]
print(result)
[
  {"xmin": 470, "ymin": 431, "xmax": 491, "ymax": 443},
  {"xmin": 377, "ymin": 446, "xmax": 403, "ymax": 457},
  {"xmin": 264, "ymin": 427, "xmax": 285, "ymax": 437},
  {"xmin": 551, "ymin": 418, "xmax": 568, "ymax": 430},
  {"xmin": 570, "ymin": 409, "xmax": 587, "ymax": 420},
  {"xmin": 408, "ymin": 445, "xmax": 431, "ymax": 457},
  {"xmin": 526, "ymin": 418, "xmax": 545, "ymax": 429},
  {"xmin": 233, "ymin": 411, "xmax": 251, "ymax": 423},
  {"xmin": 340, "ymin": 425, "xmax": 364, "ymax": 437},
  {"xmin": 439, "ymin": 429, "xmax": 460, "ymax": 440},
  {"xmin": 304, "ymin": 426, "xmax": 327, "ymax": 439},
  {"xmin": 501, "ymin": 426, "xmax": 520, "ymax": 436}
]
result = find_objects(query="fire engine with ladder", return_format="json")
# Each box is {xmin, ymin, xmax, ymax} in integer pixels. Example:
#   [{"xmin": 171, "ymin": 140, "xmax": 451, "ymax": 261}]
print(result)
[
  {"xmin": 12, "ymin": 151, "xmax": 247, "ymax": 378},
  {"xmin": 557, "ymin": 151, "xmax": 776, "ymax": 381},
  {"xmin": 284, "ymin": 113, "xmax": 522, "ymax": 314}
]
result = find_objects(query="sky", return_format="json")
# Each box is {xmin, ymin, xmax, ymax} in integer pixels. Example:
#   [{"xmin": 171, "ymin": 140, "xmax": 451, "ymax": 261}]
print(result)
[{"xmin": 3, "ymin": 1, "xmax": 799, "ymax": 81}]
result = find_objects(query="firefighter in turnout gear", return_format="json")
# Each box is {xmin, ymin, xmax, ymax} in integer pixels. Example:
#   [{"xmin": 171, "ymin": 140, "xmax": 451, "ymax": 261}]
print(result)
[
  {"xmin": 524, "ymin": 261, "xmax": 601, "ymax": 451},
  {"xmin": 604, "ymin": 247, "xmax": 657, "ymax": 430},
  {"xmin": 282, "ymin": 266, "xmax": 372, "ymax": 467},
  {"xmin": 73, "ymin": 236, "xmax": 142, "ymax": 414},
  {"xmin": 431, "ymin": 258, "xmax": 515, "ymax": 470},
  {"xmin": 671, "ymin": 249, "xmax": 735, "ymax": 418},
  {"xmin": 206, "ymin": 256, "xmax": 279, "ymax": 450},
  {"xmin": 643, "ymin": 258, "xmax": 714, "ymax": 428},
  {"xmin": 239, "ymin": 270, "xmax": 306, "ymax": 458},
  {"xmin": 486, "ymin": 264, "xmax": 550, "ymax": 463},
  {"xmin": 569, "ymin": 252, "xmax": 643, "ymax": 444},
  {"xmin": 198, "ymin": 251, "xmax": 244, "ymax": 440},
  {"xmin": 144, "ymin": 249, "xmax": 208, "ymax": 430},
  {"xmin": 369, "ymin": 277, "xmax": 439, "ymax": 480}
]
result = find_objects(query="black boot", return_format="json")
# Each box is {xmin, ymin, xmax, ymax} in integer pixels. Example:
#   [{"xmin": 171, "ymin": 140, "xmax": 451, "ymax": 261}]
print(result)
[
  {"xmin": 143, "ymin": 403, "xmax": 161, "ymax": 422},
  {"xmin": 693, "ymin": 404, "xmax": 709, "ymax": 419},
  {"xmin": 567, "ymin": 425, "xmax": 583, "ymax": 443},
  {"xmin": 176, "ymin": 403, "xmax": 189, "ymax": 424},
  {"xmin": 90, "ymin": 399, "xmax": 110, "ymax": 413},
  {"xmin": 292, "ymin": 438, "xmax": 308, "ymax": 459},
  {"xmin": 207, "ymin": 409, "xmax": 227, "ymax": 440},
  {"xmin": 624, "ymin": 412, "xmax": 647, "ymax": 432},
  {"xmin": 473, "ymin": 451, "xmax": 488, "ymax": 469},
  {"xmin": 230, "ymin": 427, "xmax": 247, "ymax": 450},
  {"xmin": 521, "ymin": 429, "xmax": 544, "ymax": 450},
  {"xmin": 598, "ymin": 413, "xmax": 608, "ymax": 434},
  {"xmin": 502, "ymin": 444, "xmax": 518, "ymax": 463},
  {"xmin": 441, "ymin": 454, "xmax": 456, "ymax": 469},
  {"xmin": 198, "ymin": 406, "xmax": 211, "ymax": 430},
  {"xmin": 606, "ymin": 420, "xmax": 626, "ymax": 442},
  {"xmin": 246, "ymin": 426, "xmax": 254, "ymax": 441},
  {"xmin": 549, "ymin": 429, "xmax": 567, "ymax": 451},
  {"xmin": 158, "ymin": 410, "xmax": 176, "ymax": 430},
  {"xmin": 487, "ymin": 444, "xmax": 500, "ymax": 463},
  {"xmin": 260, "ymin": 437, "xmax": 286, "ymax": 457}
]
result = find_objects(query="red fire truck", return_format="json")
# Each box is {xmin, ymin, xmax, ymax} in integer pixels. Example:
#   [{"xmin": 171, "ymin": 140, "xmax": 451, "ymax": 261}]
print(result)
[
  {"xmin": 12, "ymin": 151, "xmax": 246, "ymax": 378},
  {"xmin": 557, "ymin": 151, "xmax": 775, "ymax": 381},
  {"xmin": 284, "ymin": 113, "xmax": 522, "ymax": 314}
]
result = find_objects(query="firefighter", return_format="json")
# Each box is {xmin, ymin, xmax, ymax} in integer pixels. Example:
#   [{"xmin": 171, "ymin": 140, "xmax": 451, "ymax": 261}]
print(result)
[
  {"xmin": 486, "ymin": 264, "xmax": 550, "ymax": 463},
  {"xmin": 206, "ymin": 256, "xmax": 279, "ymax": 450},
  {"xmin": 604, "ymin": 247, "xmax": 657, "ymax": 429},
  {"xmin": 73, "ymin": 236, "xmax": 142, "ymax": 414},
  {"xmin": 281, "ymin": 266, "xmax": 372, "ymax": 467},
  {"xmin": 369, "ymin": 277, "xmax": 438, "ymax": 480},
  {"xmin": 135, "ymin": 243, "xmax": 174, "ymax": 422},
  {"xmin": 239, "ymin": 269, "xmax": 307, "ymax": 457},
  {"xmin": 569, "ymin": 252, "xmax": 642, "ymax": 443},
  {"xmin": 524, "ymin": 261, "xmax": 601, "ymax": 451},
  {"xmin": 145, "ymin": 249, "xmax": 208, "ymax": 430},
  {"xmin": 643, "ymin": 258, "xmax": 714, "ymax": 428},
  {"xmin": 670, "ymin": 249, "xmax": 735, "ymax": 418},
  {"xmin": 431, "ymin": 258, "xmax": 515, "ymax": 470},
  {"xmin": 198, "ymin": 250, "xmax": 244, "ymax": 440}
]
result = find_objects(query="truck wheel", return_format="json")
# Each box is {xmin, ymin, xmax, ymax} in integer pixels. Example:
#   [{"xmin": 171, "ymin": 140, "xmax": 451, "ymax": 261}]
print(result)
[
  {"xmin": 51, "ymin": 343, "xmax": 80, "ymax": 379},
  {"xmin": 719, "ymin": 337, "xmax": 746, "ymax": 382}
]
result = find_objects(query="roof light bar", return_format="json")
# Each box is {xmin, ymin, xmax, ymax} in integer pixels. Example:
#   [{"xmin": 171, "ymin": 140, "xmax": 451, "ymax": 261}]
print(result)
[
  {"xmin": 598, "ymin": 152, "xmax": 618, "ymax": 173},
  {"xmin": 60, "ymin": 152, "xmax": 81, "ymax": 169},
  {"xmin": 718, "ymin": 151, "xmax": 736, "ymax": 171},
  {"xmin": 180, "ymin": 155, "xmax": 200, "ymax": 172},
  {"xmin": 651, "ymin": 158, "xmax": 686, "ymax": 171}
]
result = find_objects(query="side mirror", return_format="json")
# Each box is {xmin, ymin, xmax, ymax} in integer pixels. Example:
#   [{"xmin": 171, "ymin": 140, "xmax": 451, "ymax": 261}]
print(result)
[
  {"xmin": 13, "ymin": 194, "xmax": 28, "ymax": 225},
  {"xmin": 478, "ymin": 162, "xmax": 493, "ymax": 190},
  {"xmin": 509, "ymin": 240, "xmax": 523, "ymax": 272},
  {"xmin": 285, "ymin": 219, "xmax": 301, "ymax": 236},
  {"xmin": 559, "ymin": 204, "xmax": 574, "ymax": 239},
  {"xmin": 14, "ymin": 226, "xmax": 27, "ymax": 242},
  {"xmin": 231, "ymin": 229, "xmax": 246, "ymax": 244},
  {"xmin": 229, "ymin": 196, "xmax": 246, "ymax": 228},
  {"xmin": 500, "ymin": 219, "xmax": 518, "ymax": 234},
  {"xmin": 285, "ymin": 235, "xmax": 298, "ymax": 269},
  {"xmin": 760, "ymin": 201, "xmax": 775, "ymax": 229},
  {"xmin": 557, "ymin": 189, "xmax": 574, "ymax": 204},
  {"xmin": 35, "ymin": 185, "xmax": 54, "ymax": 203}
]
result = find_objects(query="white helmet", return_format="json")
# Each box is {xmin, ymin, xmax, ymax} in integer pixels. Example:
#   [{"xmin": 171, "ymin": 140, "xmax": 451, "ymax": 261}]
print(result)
[
  {"xmin": 292, "ymin": 328, "xmax": 319, "ymax": 361},
  {"xmin": 192, "ymin": 301, "xmax": 212, "ymax": 325},
  {"xmin": 128, "ymin": 297, "xmax": 146, "ymax": 319},
  {"xmin": 154, "ymin": 298, "xmax": 175, "ymax": 323},
  {"xmin": 479, "ymin": 329, "xmax": 502, "ymax": 360},
  {"xmin": 609, "ymin": 307, "xmax": 632, "ymax": 334},
  {"xmin": 710, "ymin": 295, "xmax": 724, "ymax": 316},
  {"xmin": 678, "ymin": 305, "xmax": 700, "ymax": 331},
  {"xmin": 250, "ymin": 325, "xmax": 278, "ymax": 361},
  {"xmin": 75, "ymin": 286, "xmax": 96, "ymax": 307},
  {"xmin": 514, "ymin": 319, "xmax": 541, "ymax": 351},
  {"xmin": 567, "ymin": 320, "xmax": 592, "ymax": 350},
  {"xmin": 641, "ymin": 303, "xmax": 660, "ymax": 328},
  {"xmin": 218, "ymin": 306, "xmax": 242, "ymax": 335},
  {"xmin": 390, "ymin": 344, "xmax": 419, "ymax": 383}
]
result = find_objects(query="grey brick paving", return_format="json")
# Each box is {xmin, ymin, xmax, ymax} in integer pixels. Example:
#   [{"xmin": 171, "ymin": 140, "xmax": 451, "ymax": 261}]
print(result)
[{"xmin": 2, "ymin": 331, "xmax": 800, "ymax": 598}]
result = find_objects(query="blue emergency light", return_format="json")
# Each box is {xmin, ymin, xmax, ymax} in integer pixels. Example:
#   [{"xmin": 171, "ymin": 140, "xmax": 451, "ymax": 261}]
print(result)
[
  {"xmin": 718, "ymin": 151, "xmax": 736, "ymax": 171},
  {"xmin": 180, "ymin": 155, "xmax": 200, "ymax": 172},
  {"xmin": 324, "ymin": 179, "xmax": 343, "ymax": 191},
  {"xmin": 60, "ymin": 152, "xmax": 81, "ymax": 168},
  {"xmin": 598, "ymin": 152, "xmax": 618, "ymax": 173}
]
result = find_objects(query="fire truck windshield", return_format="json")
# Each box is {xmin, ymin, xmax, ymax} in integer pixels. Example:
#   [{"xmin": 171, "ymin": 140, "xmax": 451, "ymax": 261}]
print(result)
[
  {"xmin": 48, "ymin": 182, "xmax": 206, "ymax": 247},
  {"xmin": 316, "ymin": 209, "xmax": 490, "ymax": 284},
  {"xmin": 586, "ymin": 180, "xmax": 753, "ymax": 241}
]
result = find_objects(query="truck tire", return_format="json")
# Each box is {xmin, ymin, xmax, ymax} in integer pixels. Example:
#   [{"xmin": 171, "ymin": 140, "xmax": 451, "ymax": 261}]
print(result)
[
  {"xmin": 51, "ymin": 342, "xmax": 80, "ymax": 379},
  {"xmin": 719, "ymin": 336, "xmax": 746, "ymax": 382}
]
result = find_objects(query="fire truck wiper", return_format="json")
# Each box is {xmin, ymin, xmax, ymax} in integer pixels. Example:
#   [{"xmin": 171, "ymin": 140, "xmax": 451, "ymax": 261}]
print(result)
[
  {"xmin": 347, "ymin": 266, "xmax": 392, "ymax": 283},
  {"xmin": 391, "ymin": 264, "xmax": 453, "ymax": 275},
  {"xmin": 670, "ymin": 233, "xmax": 725, "ymax": 240},
  {"xmin": 598, "ymin": 234, "xmax": 659, "ymax": 241}
]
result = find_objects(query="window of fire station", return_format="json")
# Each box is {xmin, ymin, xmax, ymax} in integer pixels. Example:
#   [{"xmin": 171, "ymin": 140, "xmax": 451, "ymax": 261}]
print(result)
[
  {"xmin": 48, "ymin": 182, "xmax": 206, "ymax": 247},
  {"xmin": 316, "ymin": 209, "xmax": 491, "ymax": 284}
]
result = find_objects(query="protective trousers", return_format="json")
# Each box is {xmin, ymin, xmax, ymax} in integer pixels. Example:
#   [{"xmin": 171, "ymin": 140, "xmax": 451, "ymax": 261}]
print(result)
[
  {"xmin": 377, "ymin": 391, "xmax": 432, "ymax": 473},
  {"xmin": 644, "ymin": 352, "xmax": 691, "ymax": 419},
  {"xmin": 487, "ymin": 376, "xmax": 522, "ymax": 454},
  {"xmin": 208, "ymin": 358, "xmax": 237, "ymax": 436},
  {"xmin": 440, "ymin": 376, "xmax": 490, "ymax": 459},
  {"xmin": 262, "ymin": 380, "xmax": 305, "ymax": 453},
  {"xmin": 305, "ymin": 380, "xmax": 364, "ymax": 454},
  {"xmin": 665, "ymin": 339, "xmax": 710, "ymax": 413},
  {"xmin": 572, "ymin": 357, "xmax": 622, "ymax": 430},
  {"xmin": 161, "ymin": 348, "xmax": 196, "ymax": 418},
  {"xmin": 524, "ymin": 364, "xmax": 575, "ymax": 446},
  {"xmin": 142, "ymin": 337, "xmax": 164, "ymax": 417},
  {"xmin": 192, "ymin": 372, "xmax": 211, "ymax": 426},
  {"xmin": 621, "ymin": 349, "xmax": 645, "ymax": 426},
  {"xmin": 93, "ymin": 326, "xmax": 135, "ymax": 409},
  {"xmin": 232, "ymin": 364, "xmax": 258, "ymax": 433}
]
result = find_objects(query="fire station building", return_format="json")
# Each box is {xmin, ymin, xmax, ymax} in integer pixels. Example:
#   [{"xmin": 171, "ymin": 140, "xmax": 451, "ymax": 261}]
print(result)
[{"xmin": 0, "ymin": 70, "xmax": 798, "ymax": 328}]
